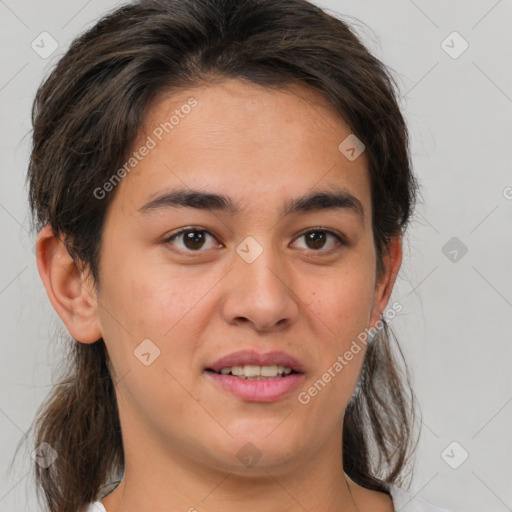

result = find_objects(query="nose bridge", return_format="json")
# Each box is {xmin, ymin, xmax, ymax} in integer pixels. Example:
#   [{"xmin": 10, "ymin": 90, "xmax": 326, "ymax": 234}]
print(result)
[
  {"xmin": 235, "ymin": 233, "xmax": 285, "ymax": 288},
  {"xmin": 224, "ymin": 233, "xmax": 299, "ymax": 329}
]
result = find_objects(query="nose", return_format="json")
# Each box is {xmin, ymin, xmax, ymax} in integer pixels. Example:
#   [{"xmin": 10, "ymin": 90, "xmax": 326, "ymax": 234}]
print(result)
[{"xmin": 220, "ymin": 238, "xmax": 300, "ymax": 332}]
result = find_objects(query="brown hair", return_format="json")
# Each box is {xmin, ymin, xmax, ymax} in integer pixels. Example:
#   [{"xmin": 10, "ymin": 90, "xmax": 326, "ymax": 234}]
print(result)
[{"xmin": 21, "ymin": 0, "xmax": 420, "ymax": 510}]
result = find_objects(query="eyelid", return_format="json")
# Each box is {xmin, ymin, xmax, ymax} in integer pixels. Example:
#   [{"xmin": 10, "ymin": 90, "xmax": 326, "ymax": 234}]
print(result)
[
  {"xmin": 290, "ymin": 227, "xmax": 346, "ymax": 254},
  {"xmin": 164, "ymin": 226, "xmax": 222, "ymax": 250},
  {"xmin": 163, "ymin": 226, "xmax": 347, "ymax": 254},
  {"xmin": 294, "ymin": 226, "xmax": 347, "ymax": 245}
]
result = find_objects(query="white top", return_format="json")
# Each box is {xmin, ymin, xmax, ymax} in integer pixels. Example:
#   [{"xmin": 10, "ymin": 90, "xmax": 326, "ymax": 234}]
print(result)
[{"xmin": 85, "ymin": 484, "xmax": 451, "ymax": 512}]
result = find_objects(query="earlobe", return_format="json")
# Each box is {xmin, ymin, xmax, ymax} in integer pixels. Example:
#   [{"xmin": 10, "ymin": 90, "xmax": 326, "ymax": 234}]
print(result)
[
  {"xmin": 369, "ymin": 236, "xmax": 403, "ymax": 327},
  {"xmin": 35, "ymin": 225, "xmax": 102, "ymax": 344}
]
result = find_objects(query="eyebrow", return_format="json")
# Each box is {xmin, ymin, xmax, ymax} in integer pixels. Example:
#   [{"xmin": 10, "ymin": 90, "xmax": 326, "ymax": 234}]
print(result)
[{"xmin": 138, "ymin": 187, "xmax": 365, "ymax": 223}]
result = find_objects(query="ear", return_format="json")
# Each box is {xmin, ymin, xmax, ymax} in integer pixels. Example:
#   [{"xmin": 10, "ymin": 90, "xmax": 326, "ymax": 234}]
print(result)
[
  {"xmin": 369, "ymin": 235, "xmax": 402, "ymax": 328},
  {"xmin": 35, "ymin": 225, "xmax": 102, "ymax": 344}
]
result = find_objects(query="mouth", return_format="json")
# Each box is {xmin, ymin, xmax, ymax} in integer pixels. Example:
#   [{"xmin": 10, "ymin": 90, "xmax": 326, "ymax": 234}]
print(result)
[
  {"xmin": 203, "ymin": 350, "xmax": 306, "ymax": 402},
  {"xmin": 205, "ymin": 365, "xmax": 300, "ymax": 379}
]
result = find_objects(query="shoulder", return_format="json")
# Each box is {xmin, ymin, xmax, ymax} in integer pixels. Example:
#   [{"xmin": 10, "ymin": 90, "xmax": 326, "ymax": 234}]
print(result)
[{"xmin": 389, "ymin": 485, "xmax": 452, "ymax": 512}]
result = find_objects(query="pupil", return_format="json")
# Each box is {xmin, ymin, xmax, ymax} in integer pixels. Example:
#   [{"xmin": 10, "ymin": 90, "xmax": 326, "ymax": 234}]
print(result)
[
  {"xmin": 306, "ymin": 231, "xmax": 325, "ymax": 250},
  {"xmin": 181, "ymin": 230, "xmax": 326, "ymax": 251},
  {"xmin": 184, "ymin": 230, "xmax": 205, "ymax": 250}
]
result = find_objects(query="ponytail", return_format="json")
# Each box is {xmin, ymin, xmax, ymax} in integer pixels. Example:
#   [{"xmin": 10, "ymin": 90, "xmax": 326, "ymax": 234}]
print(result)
[{"xmin": 29, "ymin": 339, "xmax": 123, "ymax": 512}]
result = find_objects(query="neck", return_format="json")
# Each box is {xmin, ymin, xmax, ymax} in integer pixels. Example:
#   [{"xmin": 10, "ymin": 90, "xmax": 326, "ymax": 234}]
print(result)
[{"xmin": 101, "ymin": 422, "xmax": 361, "ymax": 512}]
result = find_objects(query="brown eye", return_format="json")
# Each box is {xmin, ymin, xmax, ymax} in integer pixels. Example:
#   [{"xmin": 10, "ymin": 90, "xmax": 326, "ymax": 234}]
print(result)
[
  {"xmin": 164, "ymin": 227, "xmax": 345, "ymax": 255},
  {"xmin": 292, "ymin": 229, "xmax": 344, "ymax": 253},
  {"xmin": 165, "ymin": 228, "xmax": 219, "ymax": 252},
  {"xmin": 304, "ymin": 231, "xmax": 327, "ymax": 250},
  {"xmin": 182, "ymin": 230, "xmax": 207, "ymax": 250}
]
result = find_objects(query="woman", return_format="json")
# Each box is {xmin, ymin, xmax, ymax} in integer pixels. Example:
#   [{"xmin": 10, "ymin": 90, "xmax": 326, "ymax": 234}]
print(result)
[{"xmin": 25, "ymin": 0, "xmax": 451, "ymax": 510}]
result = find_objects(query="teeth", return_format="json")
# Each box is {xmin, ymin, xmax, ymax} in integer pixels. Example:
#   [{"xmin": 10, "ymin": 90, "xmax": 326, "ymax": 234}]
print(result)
[
  {"xmin": 217, "ymin": 365, "xmax": 294, "ymax": 378},
  {"xmin": 261, "ymin": 365, "xmax": 278, "ymax": 377}
]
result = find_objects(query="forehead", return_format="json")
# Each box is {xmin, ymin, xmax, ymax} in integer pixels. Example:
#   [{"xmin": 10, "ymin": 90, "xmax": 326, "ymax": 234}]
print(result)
[
  {"xmin": 144, "ymin": 78, "xmax": 337, "ymax": 125},
  {"xmin": 112, "ymin": 78, "xmax": 371, "ymax": 218}
]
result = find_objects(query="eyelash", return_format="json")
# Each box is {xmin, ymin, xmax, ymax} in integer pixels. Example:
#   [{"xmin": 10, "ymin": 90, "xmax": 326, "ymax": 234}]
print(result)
[{"xmin": 163, "ymin": 227, "xmax": 347, "ymax": 256}]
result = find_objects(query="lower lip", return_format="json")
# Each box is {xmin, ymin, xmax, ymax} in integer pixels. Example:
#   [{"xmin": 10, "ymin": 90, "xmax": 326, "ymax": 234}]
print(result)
[{"xmin": 204, "ymin": 371, "xmax": 305, "ymax": 402}]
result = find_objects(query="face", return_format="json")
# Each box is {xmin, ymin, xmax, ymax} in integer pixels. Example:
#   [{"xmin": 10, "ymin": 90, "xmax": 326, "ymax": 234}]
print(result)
[{"xmin": 88, "ymin": 79, "xmax": 398, "ymax": 475}]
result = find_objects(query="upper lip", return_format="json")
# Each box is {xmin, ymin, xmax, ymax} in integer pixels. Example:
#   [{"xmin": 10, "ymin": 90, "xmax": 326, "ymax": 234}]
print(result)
[{"xmin": 206, "ymin": 349, "xmax": 305, "ymax": 373}]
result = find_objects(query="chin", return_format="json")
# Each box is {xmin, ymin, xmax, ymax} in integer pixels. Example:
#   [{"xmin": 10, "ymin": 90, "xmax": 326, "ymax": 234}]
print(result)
[{"xmin": 204, "ymin": 427, "xmax": 305, "ymax": 474}]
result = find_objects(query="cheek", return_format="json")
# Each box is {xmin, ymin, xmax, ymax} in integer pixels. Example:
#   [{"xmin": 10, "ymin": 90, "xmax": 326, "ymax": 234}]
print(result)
[
  {"xmin": 94, "ymin": 259, "xmax": 173, "ymax": 365},
  {"xmin": 306, "ymin": 264, "xmax": 376, "ymax": 339},
  {"xmin": 125, "ymin": 275, "xmax": 199, "ymax": 339},
  {"xmin": 297, "ymin": 269, "xmax": 374, "ymax": 421},
  {"xmin": 105, "ymin": 265, "xmax": 222, "ymax": 362}
]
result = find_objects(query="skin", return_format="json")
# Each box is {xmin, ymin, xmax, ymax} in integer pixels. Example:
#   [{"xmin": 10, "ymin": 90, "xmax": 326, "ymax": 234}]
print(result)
[{"xmin": 36, "ymin": 78, "xmax": 401, "ymax": 512}]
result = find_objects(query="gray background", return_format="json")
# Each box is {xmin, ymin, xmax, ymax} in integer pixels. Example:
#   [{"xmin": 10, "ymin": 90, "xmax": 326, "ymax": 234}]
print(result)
[{"xmin": 1, "ymin": 0, "xmax": 511, "ymax": 511}]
